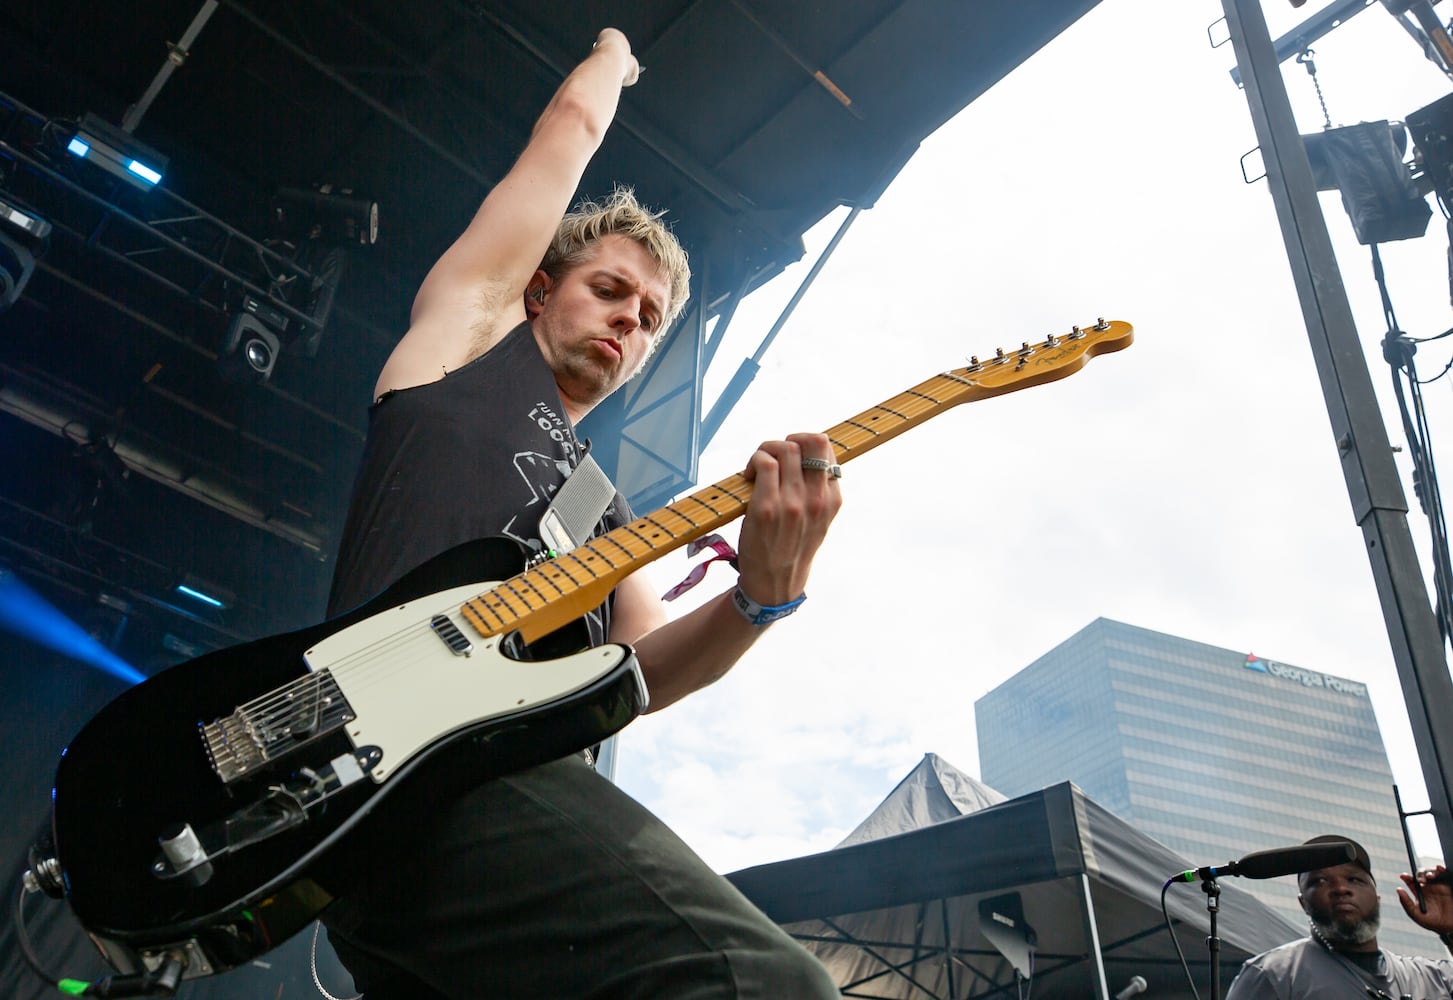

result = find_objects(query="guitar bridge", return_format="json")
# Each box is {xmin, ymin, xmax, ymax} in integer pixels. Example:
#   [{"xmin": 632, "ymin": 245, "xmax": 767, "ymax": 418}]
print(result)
[{"xmin": 201, "ymin": 670, "xmax": 355, "ymax": 784}]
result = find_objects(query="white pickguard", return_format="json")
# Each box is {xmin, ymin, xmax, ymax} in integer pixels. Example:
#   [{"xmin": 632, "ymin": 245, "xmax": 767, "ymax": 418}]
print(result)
[{"xmin": 303, "ymin": 581, "xmax": 632, "ymax": 783}]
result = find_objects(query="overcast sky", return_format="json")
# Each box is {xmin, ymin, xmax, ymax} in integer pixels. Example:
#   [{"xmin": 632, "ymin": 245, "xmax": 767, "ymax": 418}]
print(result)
[{"xmin": 611, "ymin": 0, "xmax": 1453, "ymax": 877}]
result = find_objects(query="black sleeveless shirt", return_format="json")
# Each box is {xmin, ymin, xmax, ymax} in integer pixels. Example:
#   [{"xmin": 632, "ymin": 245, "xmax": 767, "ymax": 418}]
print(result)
[{"xmin": 327, "ymin": 323, "xmax": 630, "ymax": 643}]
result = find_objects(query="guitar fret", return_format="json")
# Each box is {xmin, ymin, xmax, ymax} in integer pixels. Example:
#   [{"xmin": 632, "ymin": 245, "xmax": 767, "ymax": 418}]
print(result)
[
  {"xmin": 875, "ymin": 405, "xmax": 910, "ymax": 421},
  {"xmin": 553, "ymin": 559, "xmax": 583, "ymax": 586},
  {"xmin": 476, "ymin": 599, "xmax": 519, "ymax": 631},
  {"xmin": 460, "ymin": 602, "xmax": 495, "ymax": 634},
  {"xmin": 845, "ymin": 419, "xmax": 882, "ymax": 437},
  {"xmin": 669, "ymin": 505, "xmax": 702, "ymax": 528},
  {"xmin": 653, "ymin": 513, "xmax": 700, "ymax": 539},
  {"xmin": 892, "ymin": 393, "xmax": 936, "ymax": 414},
  {"xmin": 641, "ymin": 516, "xmax": 678, "ymax": 542},
  {"xmin": 542, "ymin": 562, "xmax": 576, "ymax": 585},
  {"xmin": 466, "ymin": 598, "xmax": 509, "ymax": 631},
  {"xmin": 497, "ymin": 582, "xmax": 541, "ymax": 612},
  {"xmin": 599, "ymin": 535, "xmax": 635, "ymax": 563},
  {"xmin": 517, "ymin": 574, "xmax": 553, "ymax": 603},
  {"xmin": 671, "ymin": 510, "xmax": 708, "ymax": 532},
  {"xmin": 575, "ymin": 549, "xmax": 612, "ymax": 570},
  {"xmin": 476, "ymin": 592, "xmax": 509, "ymax": 615},
  {"xmin": 683, "ymin": 493, "xmax": 730, "ymax": 516},
  {"xmin": 905, "ymin": 389, "xmax": 940, "ymax": 405},
  {"xmin": 940, "ymin": 371, "xmax": 975, "ymax": 387},
  {"xmin": 622, "ymin": 524, "xmax": 653, "ymax": 549},
  {"xmin": 533, "ymin": 568, "xmax": 567, "ymax": 597}
]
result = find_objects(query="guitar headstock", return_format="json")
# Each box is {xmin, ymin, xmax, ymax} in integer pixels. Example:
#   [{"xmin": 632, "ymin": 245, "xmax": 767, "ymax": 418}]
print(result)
[{"xmin": 949, "ymin": 319, "xmax": 1134, "ymax": 396}]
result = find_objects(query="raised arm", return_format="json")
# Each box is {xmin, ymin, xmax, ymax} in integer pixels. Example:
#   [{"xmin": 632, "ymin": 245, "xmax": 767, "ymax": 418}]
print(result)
[{"xmin": 374, "ymin": 28, "xmax": 641, "ymax": 400}]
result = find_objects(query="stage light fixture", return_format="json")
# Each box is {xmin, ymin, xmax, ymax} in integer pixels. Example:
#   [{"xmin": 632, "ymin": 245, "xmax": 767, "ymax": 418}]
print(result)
[
  {"xmin": 273, "ymin": 184, "xmax": 379, "ymax": 247},
  {"xmin": 176, "ymin": 573, "xmax": 233, "ymax": 610},
  {"xmin": 217, "ymin": 294, "xmax": 288, "ymax": 384},
  {"xmin": 0, "ymin": 192, "xmax": 50, "ymax": 312},
  {"xmin": 65, "ymin": 113, "xmax": 167, "ymax": 192},
  {"xmin": 1407, "ymin": 91, "xmax": 1453, "ymax": 207},
  {"xmin": 0, "ymin": 193, "xmax": 53, "ymax": 244},
  {"xmin": 1301, "ymin": 120, "xmax": 1430, "ymax": 244},
  {"xmin": 175, "ymin": 585, "xmax": 223, "ymax": 608},
  {"xmin": 97, "ymin": 593, "xmax": 134, "ymax": 615},
  {"xmin": 162, "ymin": 633, "xmax": 202, "ymax": 659}
]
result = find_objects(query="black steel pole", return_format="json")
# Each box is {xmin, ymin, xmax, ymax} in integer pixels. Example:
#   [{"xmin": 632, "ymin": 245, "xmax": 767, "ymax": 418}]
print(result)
[{"xmin": 1221, "ymin": 0, "xmax": 1453, "ymax": 864}]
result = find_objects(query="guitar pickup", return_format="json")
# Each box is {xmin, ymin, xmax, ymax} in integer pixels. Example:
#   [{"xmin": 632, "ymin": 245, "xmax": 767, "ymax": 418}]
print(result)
[{"xmin": 430, "ymin": 614, "xmax": 474, "ymax": 656}]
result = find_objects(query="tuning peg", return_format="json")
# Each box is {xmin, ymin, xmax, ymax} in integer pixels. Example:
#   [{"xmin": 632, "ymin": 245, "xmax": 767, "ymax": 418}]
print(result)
[
  {"xmin": 1094, "ymin": 317, "xmax": 1109, "ymax": 330},
  {"xmin": 1069, "ymin": 325, "xmax": 1085, "ymax": 340},
  {"xmin": 1045, "ymin": 333, "xmax": 1060, "ymax": 347}
]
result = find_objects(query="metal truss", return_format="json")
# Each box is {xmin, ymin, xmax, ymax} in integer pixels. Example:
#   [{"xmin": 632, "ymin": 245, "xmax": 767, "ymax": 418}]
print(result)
[{"xmin": 1220, "ymin": 0, "xmax": 1453, "ymax": 873}]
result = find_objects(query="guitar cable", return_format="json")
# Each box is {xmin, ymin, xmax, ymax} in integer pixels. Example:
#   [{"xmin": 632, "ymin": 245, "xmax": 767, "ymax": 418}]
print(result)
[
  {"xmin": 15, "ymin": 881, "xmax": 185, "ymax": 997},
  {"xmin": 14, "ymin": 879, "xmax": 63, "ymax": 992}
]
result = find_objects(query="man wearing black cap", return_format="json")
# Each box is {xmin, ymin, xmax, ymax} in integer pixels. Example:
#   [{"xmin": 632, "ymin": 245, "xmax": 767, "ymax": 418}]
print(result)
[{"xmin": 1226, "ymin": 836, "xmax": 1453, "ymax": 998}]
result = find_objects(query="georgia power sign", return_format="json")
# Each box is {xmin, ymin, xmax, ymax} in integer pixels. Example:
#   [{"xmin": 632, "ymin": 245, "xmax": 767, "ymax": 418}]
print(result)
[{"xmin": 1244, "ymin": 654, "xmax": 1368, "ymax": 697}]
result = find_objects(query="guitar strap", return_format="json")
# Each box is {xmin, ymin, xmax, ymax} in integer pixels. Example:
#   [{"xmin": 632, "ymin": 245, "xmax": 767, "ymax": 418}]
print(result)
[
  {"xmin": 538, "ymin": 446, "xmax": 617, "ymax": 554},
  {"xmin": 1310, "ymin": 927, "xmax": 1414, "ymax": 999}
]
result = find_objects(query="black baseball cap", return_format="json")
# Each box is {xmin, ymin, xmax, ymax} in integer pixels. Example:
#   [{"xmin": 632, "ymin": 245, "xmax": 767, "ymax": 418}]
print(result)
[{"xmin": 1301, "ymin": 835, "xmax": 1374, "ymax": 881}]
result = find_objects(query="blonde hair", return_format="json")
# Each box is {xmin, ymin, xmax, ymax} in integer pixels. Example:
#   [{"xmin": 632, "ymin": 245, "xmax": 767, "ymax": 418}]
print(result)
[{"xmin": 541, "ymin": 187, "xmax": 691, "ymax": 331}]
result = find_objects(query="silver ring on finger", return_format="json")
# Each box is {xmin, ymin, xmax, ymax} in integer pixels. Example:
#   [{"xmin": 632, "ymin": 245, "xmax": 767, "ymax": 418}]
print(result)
[{"xmin": 801, "ymin": 457, "xmax": 843, "ymax": 479}]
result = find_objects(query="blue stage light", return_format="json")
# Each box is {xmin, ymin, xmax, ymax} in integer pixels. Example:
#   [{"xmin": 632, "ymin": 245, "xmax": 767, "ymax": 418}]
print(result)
[
  {"xmin": 64, "ymin": 114, "xmax": 167, "ymax": 192},
  {"xmin": 126, "ymin": 159, "xmax": 163, "ymax": 186},
  {"xmin": 176, "ymin": 583, "xmax": 225, "ymax": 608},
  {"xmin": 0, "ymin": 570, "xmax": 145, "ymax": 685}
]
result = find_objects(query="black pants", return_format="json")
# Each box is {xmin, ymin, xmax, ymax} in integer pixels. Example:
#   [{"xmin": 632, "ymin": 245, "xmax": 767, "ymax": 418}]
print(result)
[{"xmin": 322, "ymin": 755, "xmax": 838, "ymax": 998}]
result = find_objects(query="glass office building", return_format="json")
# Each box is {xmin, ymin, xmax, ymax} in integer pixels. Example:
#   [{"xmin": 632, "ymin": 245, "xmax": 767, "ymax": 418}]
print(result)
[{"xmin": 975, "ymin": 617, "xmax": 1438, "ymax": 957}]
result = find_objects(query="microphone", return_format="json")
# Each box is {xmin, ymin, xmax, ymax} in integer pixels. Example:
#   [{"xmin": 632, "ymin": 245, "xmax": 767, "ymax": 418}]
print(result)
[
  {"xmin": 1173, "ymin": 841, "xmax": 1356, "ymax": 883},
  {"xmin": 1114, "ymin": 975, "xmax": 1148, "ymax": 999}
]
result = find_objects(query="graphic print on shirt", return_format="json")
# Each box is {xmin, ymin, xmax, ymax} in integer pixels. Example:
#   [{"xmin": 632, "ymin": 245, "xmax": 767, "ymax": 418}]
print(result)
[
  {"xmin": 499, "ymin": 399, "xmax": 610, "ymax": 644},
  {"xmin": 499, "ymin": 450, "xmax": 573, "ymax": 546}
]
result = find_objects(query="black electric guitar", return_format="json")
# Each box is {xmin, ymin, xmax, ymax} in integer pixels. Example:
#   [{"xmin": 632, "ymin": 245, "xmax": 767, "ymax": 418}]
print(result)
[{"xmin": 44, "ymin": 320, "xmax": 1133, "ymax": 980}]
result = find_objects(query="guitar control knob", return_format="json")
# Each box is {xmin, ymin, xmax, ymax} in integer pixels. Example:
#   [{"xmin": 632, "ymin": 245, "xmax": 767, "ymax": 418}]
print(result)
[
  {"xmin": 24, "ymin": 848, "xmax": 65, "ymax": 898},
  {"xmin": 159, "ymin": 823, "xmax": 207, "ymax": 870}
]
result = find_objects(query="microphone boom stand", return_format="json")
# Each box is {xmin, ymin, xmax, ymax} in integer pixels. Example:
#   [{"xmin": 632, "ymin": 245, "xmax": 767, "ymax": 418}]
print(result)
[{"xmin": 1203, "ymin": 877, "xmax": 1222, "ymax": 999}]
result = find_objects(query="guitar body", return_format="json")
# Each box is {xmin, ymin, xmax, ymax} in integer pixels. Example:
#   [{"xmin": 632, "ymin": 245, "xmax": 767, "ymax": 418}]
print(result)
[{"xmin": 50, "ymin": 538, "xmax": 646, "ymax": 976}]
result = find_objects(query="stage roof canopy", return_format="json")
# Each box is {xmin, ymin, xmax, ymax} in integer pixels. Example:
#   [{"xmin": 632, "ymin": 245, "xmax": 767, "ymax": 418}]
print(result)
[{"xmin": 0, "ymin": 0, "xmax": 1103, "ymax": 659}]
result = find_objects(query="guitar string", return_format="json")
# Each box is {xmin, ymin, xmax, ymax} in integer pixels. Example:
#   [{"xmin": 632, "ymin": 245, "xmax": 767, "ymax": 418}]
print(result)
[
  {"xmin": 237, "ymin": 616, "xmax": 448, "ymax": 734},
  {"xmin": 238, "ymin": 635, "xmax": 446, "ymax": 753},
  {"xmin": 345, "ymin": 341, "xmax": 1120, "ymax": 673},
  {"xmin": 232, "ymin": 370, "xmax": 989, "ymax": 735},
  {"xmin": 235, "ymin": 383, "xmax": 956, "ymax": 731},
  {"xmin": 238, "ymin": 499, "xmax": 726, "ymax": 731},
  {"xmin": 214, "ymin": 344, "xmax": 1125, "ymax": 764}
]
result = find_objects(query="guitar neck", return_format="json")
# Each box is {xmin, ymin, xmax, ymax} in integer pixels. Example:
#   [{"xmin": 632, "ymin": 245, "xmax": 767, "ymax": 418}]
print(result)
[{"xmin": 460, "ymin": 320, "xmax": 1132, "ymax": 643}]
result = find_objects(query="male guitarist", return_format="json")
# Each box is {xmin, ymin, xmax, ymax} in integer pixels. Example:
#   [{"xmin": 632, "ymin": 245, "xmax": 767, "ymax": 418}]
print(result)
[{"xmin": 320, "ymin": 26, "xmax": 843, "ymax": 999}]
